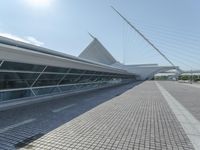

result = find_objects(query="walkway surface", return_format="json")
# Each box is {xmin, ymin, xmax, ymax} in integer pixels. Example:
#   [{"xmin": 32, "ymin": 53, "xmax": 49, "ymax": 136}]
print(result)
[
  {"xmin": 1, "ymin": 81, "xmax": 200, "ymax": 149},
  {"xmin": 0, "ymin": 83, "xmax": 137, "ymax": 150},
  {"xmin": 159, "ymin": 81, "xmax": 200, "ymax": 121},
  {"xmin": 18, "ymin": 81, "xmax": 197, "ymax": 150}
]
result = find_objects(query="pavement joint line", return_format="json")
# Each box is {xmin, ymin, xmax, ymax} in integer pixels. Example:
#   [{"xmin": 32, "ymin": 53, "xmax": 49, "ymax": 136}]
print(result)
[
  {"xmin": 156, "ymin": 81, "xmax": 200, "ymax": 150},
  {"xmin": 0, "ymin": 119, "xmax": 36, "ymax": 134},
  {"xmin": 52, "ymin": 104, "xmax": 76, "ymax": 113}
]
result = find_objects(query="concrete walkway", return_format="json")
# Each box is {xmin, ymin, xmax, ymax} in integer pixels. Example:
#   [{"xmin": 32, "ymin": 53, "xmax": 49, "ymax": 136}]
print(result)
[{"xmin": 19, "ymin": 81, "xmax": 195, "ymax": 150}]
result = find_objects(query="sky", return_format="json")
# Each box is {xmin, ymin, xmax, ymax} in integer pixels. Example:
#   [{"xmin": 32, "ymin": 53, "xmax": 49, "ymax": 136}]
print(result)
[{"xmin": 0, "ymin": 0, "xmax": 200, "ymax": 70}]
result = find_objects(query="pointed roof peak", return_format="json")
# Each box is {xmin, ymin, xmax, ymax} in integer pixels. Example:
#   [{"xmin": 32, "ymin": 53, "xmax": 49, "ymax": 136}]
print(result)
[
  {"xmin": 79, "ymin": 38, "xmax": 116, "ymax": 65},
  {"xmin": 88, "ymin": 32, "xmax": 96, "ymax": 40}
]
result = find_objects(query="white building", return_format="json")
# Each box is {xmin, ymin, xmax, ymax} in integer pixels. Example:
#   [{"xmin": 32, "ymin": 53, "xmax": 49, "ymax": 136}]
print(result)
[{"xmin": 0, "ymin": 36, "xmax": 176, "ymax": 109}]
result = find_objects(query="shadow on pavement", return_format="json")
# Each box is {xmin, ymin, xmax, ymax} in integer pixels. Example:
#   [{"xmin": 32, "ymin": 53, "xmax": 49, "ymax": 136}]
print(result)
[{"xmin": 0, "ymin": 81, "xmax": 142, "ymax": 149}]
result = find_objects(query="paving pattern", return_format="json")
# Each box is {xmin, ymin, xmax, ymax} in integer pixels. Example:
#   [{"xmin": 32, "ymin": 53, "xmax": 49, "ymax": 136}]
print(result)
[
  {"xmin": 0, "ymin": 83, "xmax": 138, "ymax": 150},
  {"xmin": 20, "ymin": 81, "xmax": 194, "ymax": 150},
  {"xmin": 159, "ymin": 81, "xmax": 200, "ymax": 121}
]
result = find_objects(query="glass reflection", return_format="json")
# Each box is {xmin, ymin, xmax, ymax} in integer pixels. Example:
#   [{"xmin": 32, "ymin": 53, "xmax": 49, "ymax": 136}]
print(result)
[
  {"xmin": 33, "ymin": 87, "xmax": 60, "ymax": 96},
  {"xmin": 0, "ymin": 72, "xmax": 39, "ymax": 90},
  {"xmin": 0, "ymin": 61, "xmax": 45, "ymax": 72},
  {"xmin": 0, "ymin": 60, "xmax": 136, "ymax": 102},
  {"xmin": 0, "ymin": 89, "xmax": 33, "ymax": 102}
]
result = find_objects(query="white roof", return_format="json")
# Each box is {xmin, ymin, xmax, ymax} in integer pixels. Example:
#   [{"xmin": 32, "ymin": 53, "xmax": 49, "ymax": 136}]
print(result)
[{"xmin": 79, "ymin": 38, "xmax": 116, "ymax": 65}]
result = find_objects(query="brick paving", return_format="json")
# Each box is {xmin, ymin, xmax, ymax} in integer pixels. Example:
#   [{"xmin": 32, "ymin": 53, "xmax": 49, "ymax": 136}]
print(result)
[
  {"xmin": 20, "ymin": 81, "xmax": 194, "ymax": 150},
  {"xmin": 0, "ymin": 83, "xmax": 137, "ymax": 150},
  {"xmin": 159, "ymin": 81, "xmax": 200, "ymax": 121}
]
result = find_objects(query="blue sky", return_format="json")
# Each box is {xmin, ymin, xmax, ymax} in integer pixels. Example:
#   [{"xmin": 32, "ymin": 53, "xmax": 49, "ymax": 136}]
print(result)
[{"xmin": 0, "ymin": 0, "xmax": 200, "ymax": 70}]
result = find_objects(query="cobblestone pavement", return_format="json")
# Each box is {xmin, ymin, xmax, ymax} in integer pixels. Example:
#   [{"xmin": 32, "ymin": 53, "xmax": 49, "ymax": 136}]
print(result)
[
  {"xmin": 21, "ymin": 81, "xmax": 194, "ymax": 150},
  {"xmin": 0, "ymin": 83, "xmax": 138, "ymax": 150},
  {"xmin": 159, "ymin": 81, "xmax": 200, "ymax": 121}
]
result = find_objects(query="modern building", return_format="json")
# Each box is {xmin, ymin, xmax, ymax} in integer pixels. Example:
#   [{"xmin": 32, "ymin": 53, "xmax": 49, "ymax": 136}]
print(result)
[
  {"xmin": 0, "ymin": 36, "xmax": 176, "ymax": 109},
  {"xmin": 79, "ymin": 37, "xmax": 178, "ymax": 80}
]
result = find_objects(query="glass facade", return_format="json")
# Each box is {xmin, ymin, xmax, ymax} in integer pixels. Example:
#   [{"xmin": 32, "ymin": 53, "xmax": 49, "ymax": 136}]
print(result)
[{"xmin": 0, "ymin": 60, "xmax": 136, "ymax": 102}]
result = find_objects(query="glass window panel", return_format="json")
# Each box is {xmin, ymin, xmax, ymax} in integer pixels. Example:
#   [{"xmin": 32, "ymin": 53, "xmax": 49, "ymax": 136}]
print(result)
[
  {"xmin": 0, "ymin": 72, "xmax": 39, "ymax": 90},
  {"xmin": 72, "ymin": 84, "xmax": 83, "ymax": 89},
  {"xmin": 90, "ymin": 82, "xmax": 99, "ymax": 87},
  {"xmin": 78, "ymin": 75, "xmax": 92, "ymax": 83},
  {"xmin": 101, "ymin": 72, "xmax": 106, "ymax": 75},
  {"xmin": 0, "ymin": 89, "xmax": 34, "ymax": 102},
  {"xmin": 111, "ymin": 78, "xmax": 122, "ymax": 84},
  {"xmin": 94, "ymin": 72, "xmax": 103, "ymax": 75},
  {"xmin": 87, "ymin": 83, "xmax": 97, "ymax": 88},
  {"xmin": 33, "ymin": 87, "xmax": 59, "ymax": 96},
  {"xmin": 44, "ymin": 66, "xmax": 68, "ymax": 73},
  {"xmin": 33, "ymin": 73, "xmax": 64, "ymax": 87},
  {"xmin": 89, "ymin": 76, "xmax": 98, "ymax": 82},
  {"xmin": 95, "ymin": 76, "xmax": 112, "ymax": 82},
  {"xmin": 102, "ymin": 77, "xmax": 107, "ymax": 81},
  {"xmin": 98, "ymin": 82, "xmax": 107, "ymax": 87},
  {"xmin": 75, "ymin": 84, "xmax": 88, "ymax": 90},
  {"xmin": 105, "ymin": 72, "xmax": 111, "ymax": 75},
  {"xmin": 90, "ymin": 83, "xmax": 98, "ymax": 88},
  {"xmin": 95, "ymin": 76, "xmax": 103, "ymax": 82},
  {"xmin": 0, "ymin": 61, "xmax": 45, "ymax": 72},
  {"xmin": 69, "ymin": 69, "xmax": 84, "ymax": 74},
  {"xmin": 85, "ymin": 70, "xmax": 96, "ymax": 74},
  {"xmin": 107, "ymin": 76, "xmax": 113, "ymax": 80},
  {"xmin": 107, "ymin": 73, "xmax": 112, "ymax": 75},
  {"xmin": 101, "ymin": 72, "xmax": 110, "ymax": 76},
  {"xmin": 59, "ymin": 75, "xmax": 80, "ymax": 85},
  {"xmin": 60, "ymin": 85, "xmax": 76, "ymax": 92}
]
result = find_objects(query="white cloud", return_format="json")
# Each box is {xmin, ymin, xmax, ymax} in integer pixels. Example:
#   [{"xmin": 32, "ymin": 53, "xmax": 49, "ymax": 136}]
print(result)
[
  {"xmin": 0, "ymin": 32, "xmax": 44, "ymax": 46},
  {"xmin": 26, "ymin": 36, "xmax": 44, "ymax": 46}
]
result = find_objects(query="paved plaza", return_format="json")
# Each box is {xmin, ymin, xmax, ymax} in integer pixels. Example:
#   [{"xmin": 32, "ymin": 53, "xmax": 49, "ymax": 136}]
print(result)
[
  {"xmin": 1, "ymin": 81, "xmax": 200, "ymax": 149},
  {"xmin": 158, "ymin": 81, "xmax": 200, "ymax": 121}
]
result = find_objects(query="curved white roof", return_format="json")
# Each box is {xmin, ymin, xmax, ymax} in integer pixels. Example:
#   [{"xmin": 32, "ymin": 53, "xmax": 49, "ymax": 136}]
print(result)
[{"xmin": 0, "ymin": 36, "xmax": 132, "ymax": 75}]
